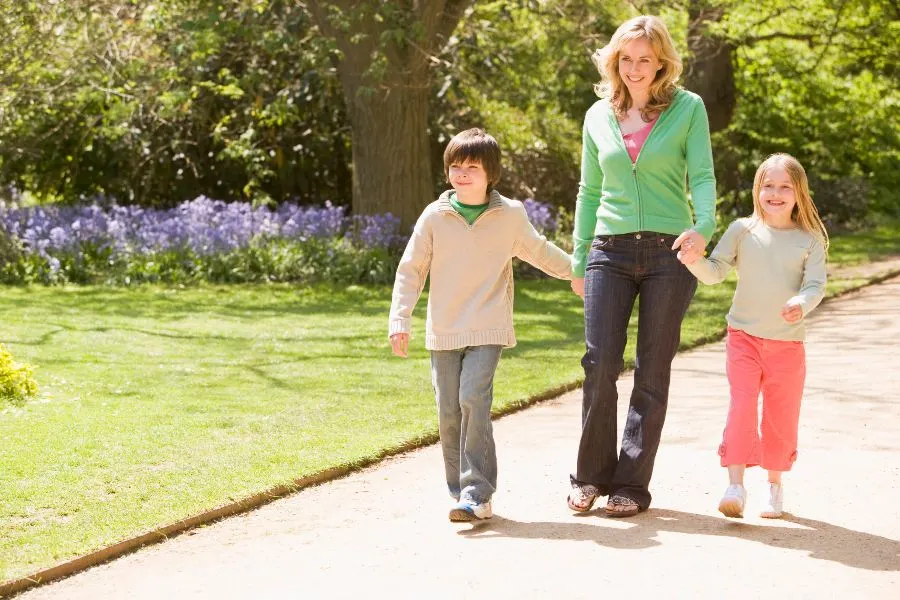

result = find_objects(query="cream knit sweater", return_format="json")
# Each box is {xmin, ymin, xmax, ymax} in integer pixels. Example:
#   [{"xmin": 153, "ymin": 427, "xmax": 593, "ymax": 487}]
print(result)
[
  {"xmin": 686, "ymin": 217, "xmax": 827, "ymax": 341},
  {"xmin": 389, "ymin": 190, "xmax": 573, "ymax": 351}
]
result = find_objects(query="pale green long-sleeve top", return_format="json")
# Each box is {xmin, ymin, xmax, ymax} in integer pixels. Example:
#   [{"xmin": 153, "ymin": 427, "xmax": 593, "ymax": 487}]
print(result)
[{"xmin": 686, "ymin": 217, "xmax": 827, "ymax": 341}]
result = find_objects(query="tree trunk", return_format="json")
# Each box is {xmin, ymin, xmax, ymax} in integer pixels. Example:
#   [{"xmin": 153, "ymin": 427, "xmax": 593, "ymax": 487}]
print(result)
[
  {"xmin": 306, "ymin": 0, "xmax": 473, "ymax": 232},
  {"xmin": 685, "ymin": 1, "xmax": 736, "ymax": 134},
  {"xmin": 340, "ymin": 72, "xmax": 433, "ymax": 230}
]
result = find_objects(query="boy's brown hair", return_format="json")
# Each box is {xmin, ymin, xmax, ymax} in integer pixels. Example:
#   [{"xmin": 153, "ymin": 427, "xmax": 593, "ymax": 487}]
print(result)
[{"xmin": 442, "ymin": 128, "xmax": 502, "ymax": 188}]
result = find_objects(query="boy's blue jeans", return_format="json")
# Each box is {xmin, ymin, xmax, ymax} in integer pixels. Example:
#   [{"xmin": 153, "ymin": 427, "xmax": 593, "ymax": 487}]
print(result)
[
  {"xmin": 573, "ymin": 232, "xmax": 697, "ymax": 510},
  {"xmin": 430, "ymin": 345, "xmax": 503, "ymax": 505}
]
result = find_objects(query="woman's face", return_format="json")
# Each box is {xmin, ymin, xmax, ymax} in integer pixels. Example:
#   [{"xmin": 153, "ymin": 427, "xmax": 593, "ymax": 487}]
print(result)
[{"xmin": 617, "ymin": 37, "xmax": 662, "ymax": 97}]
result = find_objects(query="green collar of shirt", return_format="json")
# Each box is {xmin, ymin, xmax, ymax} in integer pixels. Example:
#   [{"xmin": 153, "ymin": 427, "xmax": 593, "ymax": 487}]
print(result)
[{"xmin": 449, "ymin": 191, "xmax": 491, "ymax": 225}]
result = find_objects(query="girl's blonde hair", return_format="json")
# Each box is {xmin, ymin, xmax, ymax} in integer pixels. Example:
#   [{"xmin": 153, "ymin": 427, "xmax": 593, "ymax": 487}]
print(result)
[
  {"xmin": 752, "ymin": 153, "xmax": 830, "ymax": 252},
  {"xmin": 592, "ymin": 15, "xmax": 682, "ymax": 121}
]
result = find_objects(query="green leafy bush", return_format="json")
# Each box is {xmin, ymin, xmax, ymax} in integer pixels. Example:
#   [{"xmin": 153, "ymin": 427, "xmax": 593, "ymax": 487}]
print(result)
[
  {"xmin": 0, "ymin": 224, "xmax": 27, "ymax": 284},
  {"xmin": 1, "ymin": 239, "xmax": 403, "ymax": 287}
]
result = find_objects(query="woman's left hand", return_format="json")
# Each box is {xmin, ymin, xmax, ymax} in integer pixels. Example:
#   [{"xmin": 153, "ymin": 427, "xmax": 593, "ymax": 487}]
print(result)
[{"xmin": 672, "ymin": 229, "xmax": 706, "ymax": 264}]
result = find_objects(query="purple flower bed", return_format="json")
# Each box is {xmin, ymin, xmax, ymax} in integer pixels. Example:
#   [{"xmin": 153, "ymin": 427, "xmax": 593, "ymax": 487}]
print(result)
[
  {"xmin": 0, "ymin": 196, "xmax": 406, "ymax": 257},
  {"xmin": 0, "ymin": 195, "xmax": 559, "ymax": 284}
]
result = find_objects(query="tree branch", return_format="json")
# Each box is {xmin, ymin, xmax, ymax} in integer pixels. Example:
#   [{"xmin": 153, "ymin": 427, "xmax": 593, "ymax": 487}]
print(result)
[
  {"xmin": 747, "ymin": 6, "xmax": 803, "ymax": 30},
  {"xmin": 306, "ymin": 0, "xmax": 378, "ymax": 84},
  {"xmin": 741, "ymin": 32, "xmax": 816, "ymax": 44},
  {"xmin": 806, "ymin": 0, "xmax": 849, "ymax": 73},
  {"xmin": 435, "ymin": 0, "xmax": 473, "ymax": 46}
]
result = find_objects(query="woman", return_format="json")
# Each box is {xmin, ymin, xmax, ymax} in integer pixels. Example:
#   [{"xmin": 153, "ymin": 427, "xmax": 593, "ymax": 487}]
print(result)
[{"xmin": 568, "ymin": 15, "xmax": 715, "ymax": 517}]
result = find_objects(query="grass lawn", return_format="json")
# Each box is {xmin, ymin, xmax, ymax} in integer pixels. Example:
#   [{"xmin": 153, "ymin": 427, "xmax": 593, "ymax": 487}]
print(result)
[{"xmin": 1, "ymin": 224, "xmax": 899, "ymax": 582}]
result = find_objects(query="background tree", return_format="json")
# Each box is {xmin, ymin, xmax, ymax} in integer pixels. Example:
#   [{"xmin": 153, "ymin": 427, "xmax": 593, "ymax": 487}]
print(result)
[
  {"xmin": 0, "ymin": 0, "xmax": 897, "ymax": 230},
  {"xmin": 708, "ymin": 0, "xmax": 900, "ymax": 224},
  {"xmin": 431, "ymin": 0, "xmax": 619, "ymax": 207},
  {"xmin": 306, "ymin": 1, "xmax": 472, "ymax": 230},
  {"xmin": 0, "ymin": 1, "xmax": 351, "ymax": 207}
]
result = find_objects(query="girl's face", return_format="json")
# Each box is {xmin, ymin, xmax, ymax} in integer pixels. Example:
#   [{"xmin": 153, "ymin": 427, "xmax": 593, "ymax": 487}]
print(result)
[
  {"xmin": 758, "ymin": 166, "xmax": 798, "ymax": 227},
  {"xmin": 618, "ymin": 37, "xmax": 662, "ymax": 97},
  {"xmin": 448, "ymin": 160, "xmax": 489, "ymax": 201}
]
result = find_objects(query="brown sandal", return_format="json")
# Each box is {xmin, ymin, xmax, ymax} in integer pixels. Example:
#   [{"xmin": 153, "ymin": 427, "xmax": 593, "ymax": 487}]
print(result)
[
  {"xmin": 604, "ymin": 494, "xmax": 642, "ymax": 518},
  {"xmin": 567, "ymin": 483, "xmax": 600, "ymax": 512}
]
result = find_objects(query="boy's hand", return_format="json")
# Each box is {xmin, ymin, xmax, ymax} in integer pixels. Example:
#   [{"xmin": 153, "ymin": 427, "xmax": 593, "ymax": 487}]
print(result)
[
  {"xmin": 672, "ymin": 229, "xmax": 705, "ymax": 265},
  {"xmin": 390, "ymin": 333, "xmax": 409, "ymax": 357},
  {"xmin": 781, "ymin": 304, "xmax": 803, "ymax": 324},
  {"xmin": 571, "ymin": 277, "xmax": 585, "ymax": 299}
]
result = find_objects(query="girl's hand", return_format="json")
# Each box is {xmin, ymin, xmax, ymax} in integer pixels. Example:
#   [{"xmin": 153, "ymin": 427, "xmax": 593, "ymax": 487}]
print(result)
[
  {"xmin": 390, "ymin": 333, "xmax": 409, "ymax": 357},
  {"xmin": 571, "ymin": 277, "xmax": 585, "ymax": 299},
  {"xmin": 672, "ymin": 229, "xmax": 706, "ymax": 265},
  {"xmin": 781, "ymin": 304, "xmax": 803, "ymax": 324}
]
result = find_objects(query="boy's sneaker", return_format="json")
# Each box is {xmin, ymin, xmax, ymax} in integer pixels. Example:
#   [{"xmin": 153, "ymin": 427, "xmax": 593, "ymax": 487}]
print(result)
[
  {"xmin": 760, "ymin": 483, "xmax": 784, "ymax": 518},
  {"xmin": 718, "ymin": 484, "xmax": 746, "ymax": 518},
  {"xmin": 448, "ymin": 499, "xmax": 492, "ymax": 522}
]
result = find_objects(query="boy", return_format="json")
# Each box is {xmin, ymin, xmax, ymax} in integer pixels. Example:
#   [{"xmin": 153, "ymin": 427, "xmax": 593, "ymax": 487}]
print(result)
[{"xmin": 388, "ymin": 128, "xmax": 573, "ymax": 521}]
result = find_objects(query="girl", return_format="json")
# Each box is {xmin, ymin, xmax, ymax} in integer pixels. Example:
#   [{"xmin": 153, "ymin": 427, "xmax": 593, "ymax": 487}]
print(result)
[{"xmin": 679, "ymin": 153, "xmax": 828, "ymax": 518}]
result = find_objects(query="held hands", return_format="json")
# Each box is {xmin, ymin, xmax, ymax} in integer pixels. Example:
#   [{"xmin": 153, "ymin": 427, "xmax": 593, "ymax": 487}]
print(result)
[
  {"xmin": 781, "ymin": 303, "xmax": 803, "ymax": 324},
  {"xmin": 571, "ymin": 277, "xmax": 585, "ymax": 299},
  {"xmin": 390, "ymin": 333, "xmax": 409, "ymax": 357},
  {"xmin": 671, "ymin": 229, "xmax": 706, "ymax": 265}
]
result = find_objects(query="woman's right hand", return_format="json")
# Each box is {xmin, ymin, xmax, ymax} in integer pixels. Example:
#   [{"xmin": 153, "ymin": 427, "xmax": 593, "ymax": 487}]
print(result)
[{"xmin": 571, "ymin": 277, "xmax": 585, "ymax": 299}]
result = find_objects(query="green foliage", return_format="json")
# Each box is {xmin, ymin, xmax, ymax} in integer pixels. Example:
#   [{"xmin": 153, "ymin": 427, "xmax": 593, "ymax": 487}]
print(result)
[
  {"xmin": 709, "ymin": 0, "xmax": 900, "ymax": 226},
  {"xmin": 0, "ymin": 343, "xmax": 37, "ymax": 406},
  {"xmin": 432, "ymin": 0, "xmax": 619, "ymax": 203},
  {"xmin": 0, "ymin": 1, "xmax": 350, "ymax": 207},
  {"xmin": 1, "ymin": 239, "xmax": 403, "ymax": 286},
  {"xmin": 0, "ymin": 223, "xmax": 26, "ymax": 284},
  {"xmin": 0, "ymin": 0, "xmax": 897, "ymax": 228}
]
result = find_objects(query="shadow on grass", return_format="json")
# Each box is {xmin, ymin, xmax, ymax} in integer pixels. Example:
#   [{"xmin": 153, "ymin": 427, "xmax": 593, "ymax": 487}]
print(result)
[{"xmin": 458, "ymin": 509, "xmax": 900, "ymax": 572}]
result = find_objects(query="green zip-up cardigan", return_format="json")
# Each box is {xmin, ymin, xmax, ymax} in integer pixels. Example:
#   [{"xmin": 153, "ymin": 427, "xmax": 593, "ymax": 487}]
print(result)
[{"xmin": 572, "ymin": 88, "xmax": 716, "ymax": 277}]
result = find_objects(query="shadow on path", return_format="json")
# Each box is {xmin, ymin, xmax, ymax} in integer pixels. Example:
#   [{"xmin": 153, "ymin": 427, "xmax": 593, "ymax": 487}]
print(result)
[{"xmin": 458, "ymin": 509, "xmax": 900, "ymax": 571}]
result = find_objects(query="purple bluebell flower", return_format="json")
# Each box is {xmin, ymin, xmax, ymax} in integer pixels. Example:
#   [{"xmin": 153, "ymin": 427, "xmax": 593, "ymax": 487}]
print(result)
[{"xmin": 522, "ymin": 199, "xmax": 557, "ymax": 234}]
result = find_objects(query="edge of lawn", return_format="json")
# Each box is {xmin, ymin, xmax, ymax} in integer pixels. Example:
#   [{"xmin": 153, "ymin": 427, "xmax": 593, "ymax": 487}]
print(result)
[{"xmin": 3, "ymin": 259, "xmax": 899, "ymax": 598}]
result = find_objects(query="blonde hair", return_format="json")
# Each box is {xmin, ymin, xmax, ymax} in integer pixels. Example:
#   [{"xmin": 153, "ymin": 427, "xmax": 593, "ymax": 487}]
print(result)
[
  {"xmin": 592, "ymin": 15, "xmax": 683, "ymax": 121},
  {"xmin": 752, "ymin": 153, "xmax": 830, "ymax": 252}
]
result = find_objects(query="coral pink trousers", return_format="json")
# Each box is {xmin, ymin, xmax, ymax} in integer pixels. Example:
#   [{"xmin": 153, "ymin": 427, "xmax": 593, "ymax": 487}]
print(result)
[{"xmin": 719, "ymin": 327, "xmax": 806, "ymax": 471}]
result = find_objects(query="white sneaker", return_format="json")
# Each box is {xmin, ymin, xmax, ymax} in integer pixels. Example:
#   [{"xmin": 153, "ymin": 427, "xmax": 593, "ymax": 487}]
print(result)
[
  {"xmin": 718, "ymin": 484, "xmax": 746, "ymax": 518},
  {"xmin": 761, "ymin": 483, "xmax": 784, "ymax": 518},
  {"xmin": 449, "ymin": 499, "xmax": 492, "ymax": 522}
]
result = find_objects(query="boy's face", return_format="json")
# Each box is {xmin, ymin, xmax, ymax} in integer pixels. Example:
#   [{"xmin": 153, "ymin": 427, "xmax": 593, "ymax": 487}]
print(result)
[{"xmin": 448, "ymin": 160, "xmax": 489, "ymax": 201}]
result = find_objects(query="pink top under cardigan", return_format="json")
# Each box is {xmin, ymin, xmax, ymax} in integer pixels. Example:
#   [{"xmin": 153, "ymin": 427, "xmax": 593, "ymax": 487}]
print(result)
[{"xmin": 623, "ymin": 118, "xmax": 658, "ymax": 163}]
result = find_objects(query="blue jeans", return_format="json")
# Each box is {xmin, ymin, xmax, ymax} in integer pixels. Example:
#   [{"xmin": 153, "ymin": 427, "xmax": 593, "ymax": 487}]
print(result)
[
  {"xmin": 573, "ymin": 232, "xmax": 697, "ymax": 509},
  {"xmin": 431, "ymin": 345, "xmax": 503, "ymax": 504}
]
